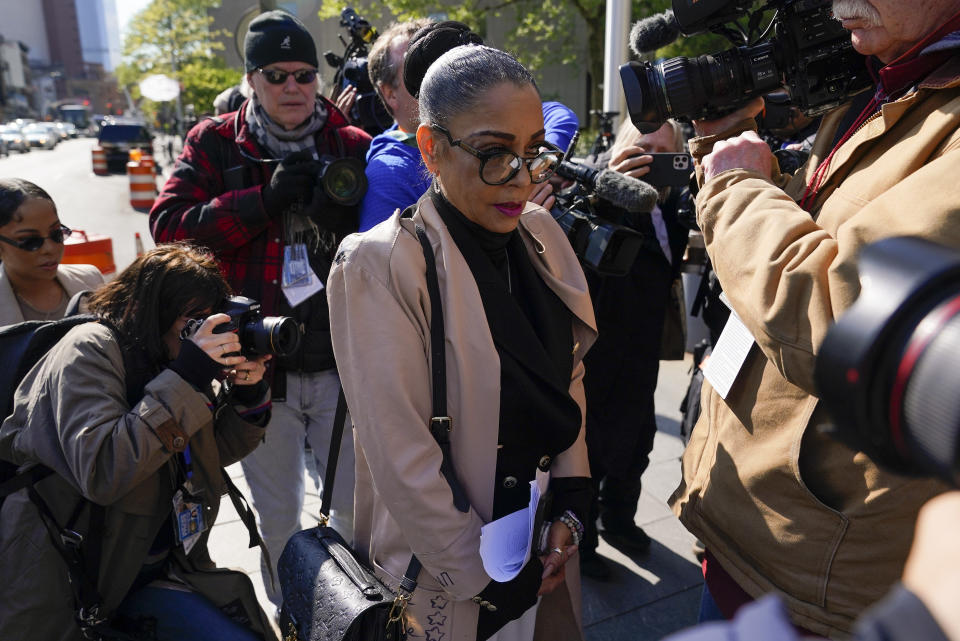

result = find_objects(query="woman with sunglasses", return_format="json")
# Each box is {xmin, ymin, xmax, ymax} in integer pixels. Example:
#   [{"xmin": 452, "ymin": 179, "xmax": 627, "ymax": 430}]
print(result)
[
  {"xmin": 0, "ymin": 178, "xmax": 103, "ymax": 327},
  {"xmin": 0, "ymin": 243, "xmax": 275, "ymax": 641},
  {"xmin": 329, "ymin": 46, "xmax": 596, "ymax": 641}
]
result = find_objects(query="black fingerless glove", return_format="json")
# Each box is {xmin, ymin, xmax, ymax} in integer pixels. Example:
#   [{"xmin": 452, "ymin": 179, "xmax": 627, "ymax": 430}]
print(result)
[
  {"xmin": 231, "ymin": 379, "xmax": 269, "ymax": 406},
  {"xmin": 168, "ymin": 340, "xmax": 221, "ymax": 390},
  {"xmin": 261, "ymin": 150, "xmax": 319, "ymax": 216}
]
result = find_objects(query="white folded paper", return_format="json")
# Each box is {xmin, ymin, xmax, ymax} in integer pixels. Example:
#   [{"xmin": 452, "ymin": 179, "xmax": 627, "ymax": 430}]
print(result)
[{"xmin": 479, "ymin": 469, "xmax": 549, "ymax": 582}]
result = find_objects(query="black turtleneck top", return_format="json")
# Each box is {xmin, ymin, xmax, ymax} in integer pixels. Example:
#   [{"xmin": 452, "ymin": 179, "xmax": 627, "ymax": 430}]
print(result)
[{"xmin": 427, "ymin": 183, "xmax": 591, "ymax": 639}]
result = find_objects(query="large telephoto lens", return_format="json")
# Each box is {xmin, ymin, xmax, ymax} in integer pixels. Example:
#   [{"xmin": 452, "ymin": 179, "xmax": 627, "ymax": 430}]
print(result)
[
  {"xmin": 620, "ymin": 42, "xmax": 780, "ymax": 133},
  {"xmin": 816, "ymin": 237, "xmax": 960, "ymax": 486},
  {"xmin": 243, "ymin": 316, "xmax": 301, "ymax": 357}
]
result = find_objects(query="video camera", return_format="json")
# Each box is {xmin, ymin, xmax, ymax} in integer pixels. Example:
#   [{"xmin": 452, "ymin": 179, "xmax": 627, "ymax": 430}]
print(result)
[
  {"xmin": 549, "ymin": 133, "xmax": 660, "ymax": 276},
  {"xmin": 324, "ymin": 7, "xmax": 393, "ymax": 136},
  {"xmin": 214, "ymin": 296, "xmax": 301, "ymax": 358},
  {"xmin": 620, "ymin": 0, "xmax": 873, "ymax": 133},
  {"xmin": 815, "ymin": 237, "xmax": 960, "ymax": 487}
]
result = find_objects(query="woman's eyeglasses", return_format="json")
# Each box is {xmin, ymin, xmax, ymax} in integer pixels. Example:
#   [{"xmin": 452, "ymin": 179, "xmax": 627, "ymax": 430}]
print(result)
[
  {"xmin": 257, "ymin": 68, "xmax": 319, "ymax": 85},
  {"xmin": 432, "ymin": 125, "xmax": 563, "ymax": 186},
  {"xmin": 0, "ymin": 225, "xmax": 72, "ymax": 252}
]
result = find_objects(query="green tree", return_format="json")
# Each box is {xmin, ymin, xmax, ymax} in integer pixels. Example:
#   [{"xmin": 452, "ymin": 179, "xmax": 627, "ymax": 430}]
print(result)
[
  {"xmin": 319, "ymin": 0, "xmax": 672, "ymax": 113},
  {"xmin": 120, "ymin": 0, "xmax": 239, "ymax": 120}
]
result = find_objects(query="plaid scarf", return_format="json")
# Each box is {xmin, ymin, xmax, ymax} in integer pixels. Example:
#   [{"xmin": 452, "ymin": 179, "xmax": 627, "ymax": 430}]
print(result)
[{"xmin": 246, "ymin": 94, "xmax": 330, "ymax": 249}]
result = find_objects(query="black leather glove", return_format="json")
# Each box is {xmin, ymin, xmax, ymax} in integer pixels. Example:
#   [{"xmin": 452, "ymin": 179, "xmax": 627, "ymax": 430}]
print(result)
[{"xmin": 261, "ymin": 150, "xmax": 320, "ymax": 216}]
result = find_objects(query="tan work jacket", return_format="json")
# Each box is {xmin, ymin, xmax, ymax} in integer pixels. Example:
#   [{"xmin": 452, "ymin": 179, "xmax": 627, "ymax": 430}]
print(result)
[{"xmin": 672, "ymin": 55, "xmax": 960, "ymax": 637}]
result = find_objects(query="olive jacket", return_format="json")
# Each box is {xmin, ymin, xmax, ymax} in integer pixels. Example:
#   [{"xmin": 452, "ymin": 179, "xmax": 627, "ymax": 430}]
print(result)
[
  {"xmin": 0, "ymin": 323, "xmax": 276, "ymax": 641},
  {"xmin": 327, "ymin": 198, "xmax": 597, "ymax": 641},
  {"xmin": 0, "ymin": 262, "xmax": 103, "ymax": 327},
  {"xmin": 670, "ymin": 55, "xmax": 960, "ymax": 637}
]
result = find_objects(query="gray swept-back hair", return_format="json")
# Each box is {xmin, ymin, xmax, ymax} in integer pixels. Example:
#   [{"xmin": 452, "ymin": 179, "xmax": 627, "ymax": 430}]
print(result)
[{"xmin": 418, "ymin": 45, "xmax": 538, "ymax": 128}]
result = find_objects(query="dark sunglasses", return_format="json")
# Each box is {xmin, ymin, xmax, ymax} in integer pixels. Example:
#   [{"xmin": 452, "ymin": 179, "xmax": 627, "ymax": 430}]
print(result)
[
  {"xmin": 0, "ymin": 225, "xmax": 72, "ymax": 252},
  {"xmin": 432, "ymin": 125, "xmax": 563, "ymax": 186},
  {"xmin": 257, "ymin": 67, "xmax": 319, "ymax": 85}
]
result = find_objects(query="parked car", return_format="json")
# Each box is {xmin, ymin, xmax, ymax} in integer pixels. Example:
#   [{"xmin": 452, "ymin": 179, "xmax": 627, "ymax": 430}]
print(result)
[
  {"xmin": 22, "ymin": 123, "xmax": 57, "ymax": 149},
  {"xmin": 97, "ymin": 121, "xmax": 153, "ymax": 171},
  {"xmin": 0, "ymin": 125, "xmax": 30, "ymax": 153}
]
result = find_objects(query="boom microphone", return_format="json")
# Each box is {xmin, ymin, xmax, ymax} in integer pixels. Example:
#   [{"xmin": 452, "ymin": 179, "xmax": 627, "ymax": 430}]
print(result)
[
  {"xmin": 556, "ymin": 161, "xmax": 659, "ymax": 213},
  {"xmin": 629, "ymin": 10, "xmax": 682, "ymax": 55}
]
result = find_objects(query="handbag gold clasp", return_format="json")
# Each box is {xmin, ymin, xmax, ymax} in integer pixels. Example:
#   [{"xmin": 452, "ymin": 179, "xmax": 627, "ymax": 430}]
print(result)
[
  {"xmin": 386, "ymin": 592, "xmax": 410, "ymax": 629},
  {"xmin": 284, "ymin": 622, "xmax": 299, "ymax": 641}
]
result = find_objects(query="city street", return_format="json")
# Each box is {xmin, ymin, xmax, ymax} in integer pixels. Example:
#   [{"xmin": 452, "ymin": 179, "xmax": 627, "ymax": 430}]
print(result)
[{"xmin": 0, "ymin": 136, "xmax": 158, "ymax": 274}]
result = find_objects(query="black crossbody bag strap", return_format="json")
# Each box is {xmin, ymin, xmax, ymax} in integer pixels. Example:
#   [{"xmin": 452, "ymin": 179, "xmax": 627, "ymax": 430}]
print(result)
[{"xmin": 320, "ymin": 223, "xmax": 470, "ymax": 603}]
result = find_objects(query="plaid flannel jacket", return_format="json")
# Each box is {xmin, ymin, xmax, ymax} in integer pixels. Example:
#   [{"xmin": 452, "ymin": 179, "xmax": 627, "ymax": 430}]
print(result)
[{"xmin": 149, "ymin": 97, "xmax": 371, "ymax": 379}]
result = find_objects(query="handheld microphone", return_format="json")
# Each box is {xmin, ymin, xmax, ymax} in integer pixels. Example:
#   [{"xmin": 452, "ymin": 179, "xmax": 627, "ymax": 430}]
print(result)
[
  {"xmin": 556, "ymin": 161, "xmax": 659, "ymax": 213},
  {"xmin": 629, "ymin": 10, "xmax": 682, "ymax": 55}
]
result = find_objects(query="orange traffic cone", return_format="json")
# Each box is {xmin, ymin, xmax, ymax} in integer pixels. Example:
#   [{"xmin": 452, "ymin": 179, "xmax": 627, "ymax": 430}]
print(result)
[{"xmin": 135, "ymin": 232, "xmax": 145, "ymax": 257}]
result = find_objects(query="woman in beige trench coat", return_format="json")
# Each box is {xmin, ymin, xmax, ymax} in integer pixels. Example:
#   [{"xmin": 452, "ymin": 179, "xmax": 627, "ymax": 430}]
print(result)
[{"xmin": 328, "ymin": 45, "xmax": 597, "ymax": 641}]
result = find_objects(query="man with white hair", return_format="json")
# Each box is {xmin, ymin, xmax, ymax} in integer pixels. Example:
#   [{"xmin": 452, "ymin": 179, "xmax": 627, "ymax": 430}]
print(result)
[{"xmin": 670, "ymin": 0, "xmax": 960, "ymax": 635}]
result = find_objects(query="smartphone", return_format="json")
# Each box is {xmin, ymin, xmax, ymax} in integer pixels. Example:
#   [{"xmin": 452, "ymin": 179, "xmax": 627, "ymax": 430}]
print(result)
[{"xmin": 640, "ymin": 152, "xmax": 693, "ymax": 188}]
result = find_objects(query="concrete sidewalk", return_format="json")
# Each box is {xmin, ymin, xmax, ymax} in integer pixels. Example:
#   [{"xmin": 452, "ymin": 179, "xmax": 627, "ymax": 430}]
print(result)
[{"xmin": 206, "ymin": 355, "xmax": 702, "ymax": 641}]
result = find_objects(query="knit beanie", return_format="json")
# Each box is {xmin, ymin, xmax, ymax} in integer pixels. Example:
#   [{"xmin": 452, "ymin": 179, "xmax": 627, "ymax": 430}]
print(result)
[
  {"xmin": 402, "ymin": 21, "xmax": 484, "ymax": 98},
  {"xmin": 244, "ymin": 10, "xmax": 318, "ymax": 72}
]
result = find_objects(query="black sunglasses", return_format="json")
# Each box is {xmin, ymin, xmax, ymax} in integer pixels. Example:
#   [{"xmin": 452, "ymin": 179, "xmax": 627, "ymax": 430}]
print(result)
[
  {"xmin": 257, "ymin": 67, "xmax": 319, "ymax": 85},
  {"xmin": 432, "ymin": 125, "xmax": 563, "ymax": 186},
  {"xmin": 0, "ymin": 224, "xmax": 72, "ymax": 252}
]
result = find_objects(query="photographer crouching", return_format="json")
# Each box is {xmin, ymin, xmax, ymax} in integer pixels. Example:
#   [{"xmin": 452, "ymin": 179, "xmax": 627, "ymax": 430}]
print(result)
[
  {"xmin": 149, "ymin": 10, "xmax": 372, "ymax": 614},
  {"xmin": 0, "ymin": 244, "xmax": 276, "ymax": 640},
  {"xmin": 661, "ymin": 0, "xmax": 960, "ymax": 636}
]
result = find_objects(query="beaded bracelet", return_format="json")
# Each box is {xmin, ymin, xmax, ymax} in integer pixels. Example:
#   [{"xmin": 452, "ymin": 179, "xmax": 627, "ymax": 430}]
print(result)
[{"xmin": 558, "ymin": 510, "xmax": 584, "ymax": 547}]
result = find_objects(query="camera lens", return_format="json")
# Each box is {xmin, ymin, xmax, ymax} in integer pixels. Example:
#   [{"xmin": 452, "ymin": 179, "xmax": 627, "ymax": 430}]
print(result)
[
  {"xmin": 263, "ymin": 316, "xmax": 301, "ymax": 357},
  {"xmin": 320, "ymin": 157, "xmax": 368, "ymax": 206},
  {"xmin": 620, "ymin": 43, "xmax": 780, "ymax": 133}
]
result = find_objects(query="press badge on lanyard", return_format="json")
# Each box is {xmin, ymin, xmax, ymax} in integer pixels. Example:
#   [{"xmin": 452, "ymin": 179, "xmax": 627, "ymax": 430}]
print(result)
[
  {"xmin": 282, "ymin": 243, "xmax": 324, "ymax": 307},
  {"xmin": 702, "ymin": 293, "xmax": 757, "ymax": 399},
  {"xmin": 171, "ymin": 445, "xmax": 206, "ymax": 555}
]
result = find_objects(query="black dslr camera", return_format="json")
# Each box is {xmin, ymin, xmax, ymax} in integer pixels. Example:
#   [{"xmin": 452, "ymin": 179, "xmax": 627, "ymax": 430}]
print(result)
[
  {"xmin": 324, "ymin": 7, "xmax": 392, "ymax": 136},
  {"xmin": 816, "ymin": 237, "xmax": 960, "ymax": 487},
  {"xmin": 620, "ymin": 0, "xmax": 873, "ymax": 133},
  {"xmin": 551, "ymin": 157, "xmax": 646, "ymax": 277},
  {"xmin": 314, "ymin": 155, "xmax": 367, "ymax": 207},
  {"xmin": 214, "ymin": 296, "xmax": 301, "ymax": 358}
]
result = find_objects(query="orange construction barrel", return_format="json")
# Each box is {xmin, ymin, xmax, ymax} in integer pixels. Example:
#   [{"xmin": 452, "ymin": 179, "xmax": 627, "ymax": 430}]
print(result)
[
  {"xmin": 62, "ymin": 230, "xmax": 116, "ymax": 275},
  {"xmin": 92, "ymin": 147, "xmax": 108, "ymax": 175},
  {"xmin": 141, "ymin": 154, "xmax": 156, "ymax": 177},
  {"xmin": 128, "ymin": 161, "xmax": 157, "ymax": 210}
]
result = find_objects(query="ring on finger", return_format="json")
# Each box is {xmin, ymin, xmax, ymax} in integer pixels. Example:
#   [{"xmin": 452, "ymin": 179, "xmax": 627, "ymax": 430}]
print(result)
[
  {"xmin": 244, "ymin": 371, "xmax": 250, "ymax": 381},
  {"xmin": 551, "ymin": 547, "xmax": 563, "ymax": 557}
]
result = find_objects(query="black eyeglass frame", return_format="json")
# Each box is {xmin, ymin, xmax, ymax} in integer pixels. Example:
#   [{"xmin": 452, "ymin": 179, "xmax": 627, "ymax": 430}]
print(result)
[
  {"xmin": 432, "ymin": 125, "xmax": 563, "ymax": 186},
  {"xmin": 0, "ymin": 224, "xmax": 73, "ymax": 252},
  {"xmin": 256, "ymin": 67, "xmax": 319, "ymax": 85}
]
